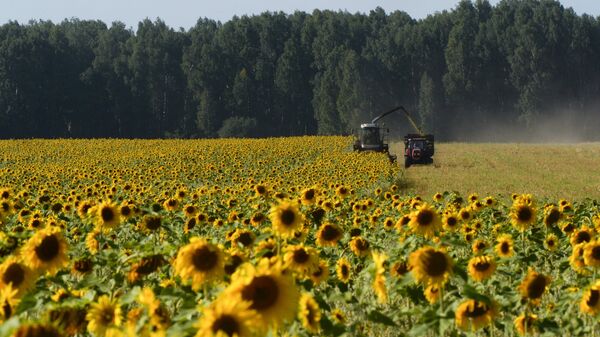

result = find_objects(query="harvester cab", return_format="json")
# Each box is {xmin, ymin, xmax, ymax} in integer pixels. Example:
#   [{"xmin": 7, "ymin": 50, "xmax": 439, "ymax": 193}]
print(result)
[{"xmin": 353, "ymin": 106, "xmax": 435, "ymax": 168}]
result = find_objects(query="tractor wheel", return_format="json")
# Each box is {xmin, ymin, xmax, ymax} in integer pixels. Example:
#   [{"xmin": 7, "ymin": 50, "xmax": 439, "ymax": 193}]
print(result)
[{"xmin": 404, "ymin": 157, "xmax": 411, "ymax": 168}]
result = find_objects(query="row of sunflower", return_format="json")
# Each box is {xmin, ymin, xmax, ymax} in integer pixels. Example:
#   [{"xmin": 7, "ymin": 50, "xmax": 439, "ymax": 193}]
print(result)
[{"xmin": 0, "ymin": 138, "xmax": 599, "ymax": 337}]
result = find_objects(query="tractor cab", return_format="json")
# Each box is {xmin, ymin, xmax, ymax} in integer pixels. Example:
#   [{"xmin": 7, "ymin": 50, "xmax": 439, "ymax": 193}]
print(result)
[
  {"xmin": 353, "ymin": 123, "xmax": 396, "ymax": 162},
  {"xmin": 357, "ymin": 124, "xmax": 383, "ymax": 150}
]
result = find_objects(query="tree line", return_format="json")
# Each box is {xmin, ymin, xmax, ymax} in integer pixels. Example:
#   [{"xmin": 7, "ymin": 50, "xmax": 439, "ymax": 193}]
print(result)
[{"xmin": 1, "ymin": 0, "xmax": 599, "ymax": 140}]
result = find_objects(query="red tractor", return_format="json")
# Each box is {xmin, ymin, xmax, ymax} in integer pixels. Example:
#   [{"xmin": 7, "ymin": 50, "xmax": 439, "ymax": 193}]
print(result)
[{"xmin": 353, "ymin": 106, "xmax": 434, "ymax": 168}]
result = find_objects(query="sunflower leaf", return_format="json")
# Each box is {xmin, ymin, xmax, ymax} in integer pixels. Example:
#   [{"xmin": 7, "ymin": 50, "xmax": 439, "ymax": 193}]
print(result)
[
  {"xmin": 462, "ymin": 284, "xmax": 492, "ymax": 305},
  {"xmin": 367, "ymin": 310, "xmax": 397, "ymax": 326}
]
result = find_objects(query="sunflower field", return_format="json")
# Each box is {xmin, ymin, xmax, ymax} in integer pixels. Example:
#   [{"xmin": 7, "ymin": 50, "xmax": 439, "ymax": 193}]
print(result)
[{"xmin": 0, "ymin": 137, "xmax": 600, "ymax": 337}]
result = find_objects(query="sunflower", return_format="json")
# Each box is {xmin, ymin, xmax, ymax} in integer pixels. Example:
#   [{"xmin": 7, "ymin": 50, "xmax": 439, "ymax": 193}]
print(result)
[
  {"xmin": 173, "ymin": 238, "xmax": 225, "ymax": 290},
  {"xmin": 495, "ymin": 234, "xmax": 514, "ymax": 258},
  {"xmin": 471, "ymin": 239, "xmax": 488, "ymax": 255},
  {"xmin": 196, "ymin": 297, "xmax": 260, "ymax": 337},
  {"xmin": 94, "ymin": 201, "xmax": 121, "ymax": 230},
  {"xmin": 224, "ymin": 250, "xmax": 246, "ymax": 276},
  {"xmin": 315, "ymin": 222, "xmax": 343, "ymax": 247},
  {"xmin": 514, "ymin": 313, "xmax": 537, "ymax": 336},
  {"xmin": 47, "ymin": 306, "xmax": 88, "ymax": 335},
  {"xmin": 349, "ymin": 236, "xmax": 370, "ymax": 257},
  {"xmin": 141, "ymin": 214, "xmax": 162, "ymax": 232},
  {"xmin": 269, "ymin": 202, "xmax": 303, "ymax": 239},
  {"xmin": 580, "ymin": 281, "xmax": 600, "ymax": 315},
  {"xmin": 331, "ymin": 308, "xmax": 346, "ymax": 324},
  {"xmin": 459, "ymin": 208, "xmax": 472, "ymax": 221},
  {"xmin": 0, "ymin": 285, "xmax": 19, "ymax": 323},
  {"xmin": 583, "ymin": 240, "xmax": 600, "ymax": 268},
  {"xmin": 298, "ymin": 293, "xmax": 321, "ymax": 333},
  {"xmin": 183, "ymin": 204, "xmax": 198, "ymax": 218},
  {"xmin": 390, "ymin": 260, "xmax": 410, "ymax": 279},
  {"xmin": 424, "ymin": 284, "xmax": 440, "ymax": 304},
  {"xmin": 163, "ymin": 198, "xmax": 179, "ymax": 211},
  {"xmin": 310, "ymin": 259, "xmax": 329, "ymax": 286},
  {"xmin": 283, "ymin": 244, "xmax": 319, "ymax": 276},
  {"xmin": 433, "ymin": 192, "xmax": 443, "ymax": 202},
  {"xmin": 543, "ymin": 206, "xmax": 562, "ymax": 227},
  {"xmin": 467, "ymin": 256, "xmax": 496, "ymax": 282},
  {"xmin": 118, "ymin": 203, "xmax": 133, "ymax": 219},
  {"xmin": 10, "ymin": 324, "xmax": 62, "ymax": 337},
  {"xmin": 395, "ymin": 215, "xmax": 411, "ymax": 231},
  {"xmin": 408, "ymin": 203, "xmax": 441, "ymax": 238},
  {"xmin": 372, "ymin": 251, "xmax": 388, "ymax": 304},
  {"xmin": 336, "ymin": 258, "xmax": 351, "ymax": 283},
  {"xmin": 300, "ymin": 188, "xmax": 317, "ymax": 205},
  {"xmin": 562, "ymin": 222, "xmax": 575, "ymax": 235},
  {"xmin": 0, "ymin": 256, "xmax": 35, "ymax": 297},
  {"xmin": 455, "ymin": 299, "xmax": 497, "ymax": 331},
  {"xmin": 383, "ymin": 217, "xmax": 395, "ymax": 231},
  {"xmin": 86, "ymin": 295, "xmax": 122, "ymax": 337},
  {"xmin": 86, "ymin": 230, "xmax": 101, "ymax": 255},
  {"xmin": 225, "ymin": 259, "xmax": 299, "ymax": 331},
  {"xmin": 335, "ymin": 186, "xmax": 349, "ymax": 199},
  {"xmin": 518, "ymin": 269, "xmax": 550, "ymax": 303},
  {"xmin": 510, "ymin": 202, "xmax": 537, "ymax": 231},
  {"xmin": 22, "ymin": 226, "xmax": 68, "ymax": 275},
  {"xmin": 571, "ymin": 243, "xmax": 589, "ymax": 274},
  {"xmin": 231, "ymin": 229, "xmax": 255, "ymax": 249},
  {"xmin": 571, "ymin": 226, "xmax": 594, "ymax": 246},
  {"xmin": 442, "ymin": 213, "xmax": 459, "ymax": 232},
  {"xmin": 408, "ymin": 246, "xmax": 453, "ymax": 287},
  {"xmin": 545, "ymin": 234, "xmax": 559, "ymax": 251}
]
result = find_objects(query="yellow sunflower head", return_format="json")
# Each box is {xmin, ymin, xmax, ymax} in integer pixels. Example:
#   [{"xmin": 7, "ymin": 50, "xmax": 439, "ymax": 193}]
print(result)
[
  {"xmin": 571, "ymin": 226, "xmax": 594, "ymax": 247},
  {"xmin": 544, "ymin": 234, "xmax": 559, "ymax": 251},
  {"xmin": 269, "ymin": 202, "xmax": 304, "ymax": 239},
  {"xmin": 225, "ymin": 259, "xmax": 299, "ymax": 331},
  {"xmin": 455, "ymin": 299, "xmax": 497, "ymax": 331},
  {"xmin": 543, "ymin": 206, "xmax": 562, "ymax": 227},
  {"xmin": 495, "ymin": 234, "xmax": 514, "ymax": 258},
  {"xmin": 195, "ymin": 297, "xmax": 261, "ymax": 337},
  {"xmin": 467, "ymin": 255, "xmax": 496, "ymax": 282},
  {"xmin": 518, "ymin": 269, "xmax": 550, "ymax": 303},
  {"xmin": 408, "ymin": 246, "xmax": 453, "ymax": 287},
  {"xmin": 283, "ymin": 244, "xmax": 319, "ymax": 276},
  {"xmin": 408, "ymin": 203, "xmax": 441, "ymax": 238},
  {"xmin": 583, "ymin": 240, "xmax": 600, "ymax": 268},
  {"xmin": 10, "ymin": 324, "xmax": 62, "ymax": 337},
  {"xmin": 94, "ymin": 201, "xmax": 121, "ymax": 230},
  {"xmin": 300, "ymin": 188, "xmax": 318, "ymax": 205},
  {"xmin": 336, "ymin": 258, "xmax": 352, "ymax": 284},
  {"xmin": 173, "ymin": 238, "xmax": 225, "ymax": 290},
  {"xmin": 580, "ymin": 281, "xmax": 600, "ymax": 316},
  {"xmin": 86, "ymin": 295, "xmax": 122, "ymax": 337},
  {"xmin": 298, "ymin": 293, "xmax": 321, "ymax": 333},
  {"xmin": 514, "ymin": 313, "xmax": 537, "ymax": 336},
  {"xmin": 310, "ymin": 259, "xmax": 329, "ymax": 285},
  {"xmin": 510, "ymin": 202, "xmax": 537, "ymax": 231},
  {"xmin": 315, "ymin": 222, "xmax": 343, "ymax": 247},
  {"xmin": 349, "ymin": 236, "xmax": 370, "ymax": 257},
  {"xmin": 22, "ymin": 226, "xmax": 68, "ymax": 275},
  {"xmin": 0, "ymin": 256, "xmax": 35, "ymax": 297}
]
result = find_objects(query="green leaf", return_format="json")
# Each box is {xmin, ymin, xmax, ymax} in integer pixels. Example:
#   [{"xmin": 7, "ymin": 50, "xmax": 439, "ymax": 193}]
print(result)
[
  {"xmin": 462, "ymin": 284, "xmax": 492, "ymax": 305},
  {"xmin": 367, "ymin": 310, "xmax": 397, "ymax": 326}
]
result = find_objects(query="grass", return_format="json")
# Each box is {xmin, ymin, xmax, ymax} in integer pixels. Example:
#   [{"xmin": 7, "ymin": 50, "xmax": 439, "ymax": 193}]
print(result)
[{"xmin": 389, "ymin": 142, "xmax": 600, "ymax": 200}]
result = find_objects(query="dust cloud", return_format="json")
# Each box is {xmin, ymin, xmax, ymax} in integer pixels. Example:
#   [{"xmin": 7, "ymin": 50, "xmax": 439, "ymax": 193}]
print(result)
[{"xmin": 386, "ymin": 105, "xmax": 600, "ymax": 143}]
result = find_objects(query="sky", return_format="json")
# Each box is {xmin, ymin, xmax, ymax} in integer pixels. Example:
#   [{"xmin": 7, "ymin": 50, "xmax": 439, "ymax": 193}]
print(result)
[{"xmin": 0, "ymin": 0, "xmax": 598, "ymax": 30}]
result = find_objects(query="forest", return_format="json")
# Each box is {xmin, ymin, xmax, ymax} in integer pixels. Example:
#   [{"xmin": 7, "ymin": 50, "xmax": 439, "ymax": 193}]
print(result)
[{"xmin": 0, "ymin": 0, "xmax": 599, "ymax": 140}]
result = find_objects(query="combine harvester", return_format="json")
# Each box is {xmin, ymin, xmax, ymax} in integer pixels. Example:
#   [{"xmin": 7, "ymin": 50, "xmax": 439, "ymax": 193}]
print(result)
[{"xmin": 353, "ymin": 106, "xmax": 434, "ymax": 168}]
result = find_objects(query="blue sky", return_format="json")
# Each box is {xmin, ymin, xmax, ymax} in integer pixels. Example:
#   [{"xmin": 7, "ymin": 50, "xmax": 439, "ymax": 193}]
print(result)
[{"xmin": 1, "ymin": 0, "xmax": 597, "ymax": 29}]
